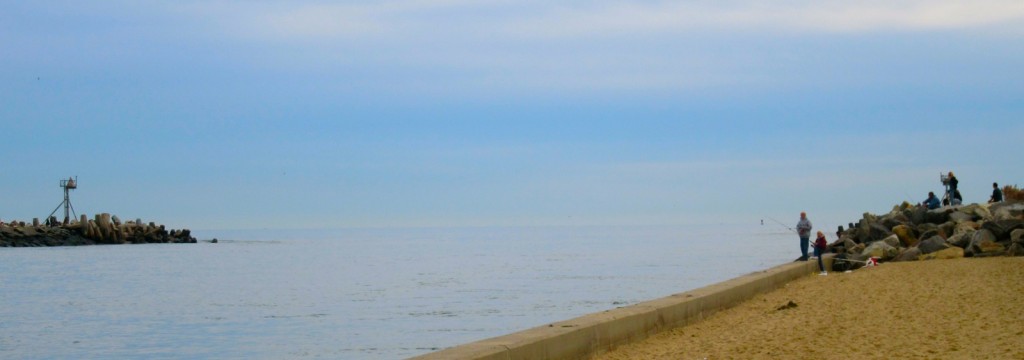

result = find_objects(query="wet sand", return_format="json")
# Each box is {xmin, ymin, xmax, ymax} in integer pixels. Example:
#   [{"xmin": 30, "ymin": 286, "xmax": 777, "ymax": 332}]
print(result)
[{"xmin": 596, "ymin": 257, "xmax": 1024, "ymax": 360}]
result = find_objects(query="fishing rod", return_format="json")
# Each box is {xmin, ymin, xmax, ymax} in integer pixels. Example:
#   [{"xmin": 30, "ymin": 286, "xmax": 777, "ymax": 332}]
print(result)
[
  {"xmin": 766, "ymin": 217, "xmax": 796, "ymax": 233},
  {"xmin": 832, "ymin": 256, "xmax": 877, "ymax": 265},
  {"xmin": 904, "ymin": 190, "xmax": 916, "ymax": 203}
]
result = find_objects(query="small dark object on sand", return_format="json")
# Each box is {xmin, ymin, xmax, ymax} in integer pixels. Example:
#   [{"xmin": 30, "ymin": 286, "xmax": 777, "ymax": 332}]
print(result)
[{"xmin": 776, "ymin": 301, "xmax": 798, "ymax": 311}]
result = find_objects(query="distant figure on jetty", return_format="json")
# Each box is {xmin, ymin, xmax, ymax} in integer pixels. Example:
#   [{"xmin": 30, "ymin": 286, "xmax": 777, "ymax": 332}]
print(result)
[
  {"xmin": 796, "ymin": 212, "xmax": 813, "ymax": 261},
  {"xmin": 943, "ymin": 171, "xmax": 960, "ymax": 206},
  {"xmin": 990, "ymin": 182, "xmax": 1003, "ymax": 203},
  {"xmin": 923, "ymin": 192, "xmax": 941, "ymax": 210},
  {"xmin": 948, "ymin": 171, "xmax": 958, "ymax": 195},
  {"xmin": 814, "ymin": 231, "xmax": 827, "ymax": 275}
]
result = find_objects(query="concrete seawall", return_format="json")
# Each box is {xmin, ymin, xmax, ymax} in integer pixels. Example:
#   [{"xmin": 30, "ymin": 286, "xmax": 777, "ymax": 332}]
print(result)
[{"xmin": 411, "ymin": 256, "xmax": 833, "ymax": 360}]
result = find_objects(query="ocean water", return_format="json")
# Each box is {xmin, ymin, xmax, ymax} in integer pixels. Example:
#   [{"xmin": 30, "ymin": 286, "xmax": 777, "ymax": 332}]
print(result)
[{"xmin": 0, "ymin": 224, "xmax": 794, "ymax": 359}]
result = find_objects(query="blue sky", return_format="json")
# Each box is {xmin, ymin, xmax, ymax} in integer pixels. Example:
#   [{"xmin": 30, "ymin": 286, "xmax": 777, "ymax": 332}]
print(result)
[{"xmin": 2, "ymin": 1, "xmax": 1022, "ymax": 230}]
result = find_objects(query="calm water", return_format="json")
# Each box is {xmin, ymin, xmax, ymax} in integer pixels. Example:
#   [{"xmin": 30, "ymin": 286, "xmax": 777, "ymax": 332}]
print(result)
[{"xmin": 0, "ymin": 224, "xmax": 793, "ymax": 359}]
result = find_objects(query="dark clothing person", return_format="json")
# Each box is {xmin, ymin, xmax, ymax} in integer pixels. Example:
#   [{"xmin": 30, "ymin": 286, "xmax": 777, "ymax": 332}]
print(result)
[
  {"xmin": 991, "ymin": 183, "xmax": 1003, "ymax": 203},
  {"xmin": 946, "ymin": 172, "xmax": 959, "ymax": 205}
]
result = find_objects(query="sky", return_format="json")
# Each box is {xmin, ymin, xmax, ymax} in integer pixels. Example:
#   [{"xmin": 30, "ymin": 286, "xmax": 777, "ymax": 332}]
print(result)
[{"xmin": 2, "ymin": 1, "xmax": 1022, "ymax": 231}]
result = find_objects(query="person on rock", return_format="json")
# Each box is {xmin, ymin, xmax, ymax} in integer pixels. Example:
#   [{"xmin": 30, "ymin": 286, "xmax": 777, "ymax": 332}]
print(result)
[
  {"xmin": 948, "ymin": 171, "xmax": 958, "ymax": 193},
  {"xmin": 990, "ymin": 182, "xmax": 1003, "ymax": 203},
  {"xmin": 796, "ymin": 212, "xmax": 813, "ymax": 261},
  {"xmin": 814, "ymin": 231, "xmax": 828, "ymax": 275},
  {"xmin": 945, "ymin": 171, "xmax": 958, "ymax": 205},
  {"xmin": 923, "ymin": 192, "xmax": 941, "ymax": 210}
]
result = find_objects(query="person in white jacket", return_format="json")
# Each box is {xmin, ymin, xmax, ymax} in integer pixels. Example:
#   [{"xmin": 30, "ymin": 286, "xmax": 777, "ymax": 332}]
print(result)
[{"xmin": 796, "ymin": 212, "xmax": 812, "ymax": 261}]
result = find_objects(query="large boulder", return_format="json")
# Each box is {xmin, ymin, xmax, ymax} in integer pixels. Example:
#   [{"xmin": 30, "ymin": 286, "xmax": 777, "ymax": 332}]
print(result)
[
  {"xmin": 938, "ymin": 222, "xmax": 957, "ymax": 239},
  {"xmin": 830, "ymin": 234, "xmax": 858, "ymax": 253},
  {"xmin": 953, "ymin": 222, "xmax": 980, "ymax": 236},
  {"xmin": 827, "ymin": 238, "xmax": 845, "ymax": 249},
  {"xmin": 881, "ymin": 212, "xmax": 911, "ymax": 230},
  {"xmin": 1012, "ymin": 229, "xmax": 1024, "ymax": 244},
  {"xmin": 990, "ymin": 202, "xmax": 1024, "ymax": 220},
  {"xmin": 947, "ymin": 231, "xmax": 974, "ymax": 249},
  {"xmin": 14, "ymin": 226, "xmax": 39, "ymax": 237},
  {"xmin": 965, "ymin": 229, "xmax": 999, "ymax": 257},
  {"xmin": 892, "ymin": 225, "xmax": 918, "ymax": 247},
  {"xmin": 974, "ymin": 242, "xmax": 1006, "ymax": 257},
  {"xmin": 1008, "ymin": 243, "xmax": 1024, "ymax": 257},
  {"xmin": 957, "ymin": 204, "xmax": 992, "ymax": 221},
  {"xmin": 918, "ymin": 235, "xmax": 950, "ymax": 255},
  {"xmin": 916, "ymin": 223, "xmax": 940, "ymax": 237},
  {"xmin": 894, "ymin": 247, "xmax": 922, "ymax": 262},
  {"xmin": 858, "ymin": 222, "xmax": 894, "ymax": 243},
  {"xmin": 904, "ymin": 206, "xmax": 928, "ymax": 226},
  {"xmin": 980, "ymin": 219, "xmax": 1024, "ymax": 241},
  {"xmin": 856, "ymin": 214, "xmax": 876, "ymax": 240},
  {"xmin": 948, "ymin": 211, "xmax": 974, "ymax": 223},
  {"xmin": 918, "ymin": 229, "xmax": 943, "ymax": 243},
  {"xmin": 920, "ymin": 246, "xmax": 964, "ymax": 260},
  {"xmin": 924, "ymin": 208, "xmax": 952, "ymax": 224},
  {"xmin": 880, "ymin": 234, "xmax": 901, "ymax": 248},
  {"xmin": 862, "ymin": 241, "xmax": 899, "ymax": 261}
]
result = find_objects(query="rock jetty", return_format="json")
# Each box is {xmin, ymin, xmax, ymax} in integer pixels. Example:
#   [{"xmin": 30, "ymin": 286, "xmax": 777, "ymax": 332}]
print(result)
[
  {"xmin": 0, "ymin": 213, "xmax": 196, "ymax": 247},
  {"xmin": 828, "ymin": 201, "xmax": 1024, "ymax": 271}
]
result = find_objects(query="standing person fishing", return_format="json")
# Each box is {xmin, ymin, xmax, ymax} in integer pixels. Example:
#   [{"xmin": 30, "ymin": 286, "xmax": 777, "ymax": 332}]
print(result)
[{"xmin": 796, "ymin": 212, "xmax": 813, "ymax": 261}]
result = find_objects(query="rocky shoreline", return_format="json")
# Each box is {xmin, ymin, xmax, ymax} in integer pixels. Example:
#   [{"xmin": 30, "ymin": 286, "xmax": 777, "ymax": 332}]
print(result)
[
  {"xmin": 828, "ymin": 201, "xmax": 1024, "ymax": 271},
  {"xmin": 0, "ymin": 213, "xmax": 196, "ymax": 247}
]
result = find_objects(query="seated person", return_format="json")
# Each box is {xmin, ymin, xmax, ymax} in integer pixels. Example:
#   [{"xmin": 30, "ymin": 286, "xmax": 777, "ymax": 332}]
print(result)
[
  {"xmin": 990, "ymin": 182, "xmax": 1003, "ymax": 203},
  {"xmin": 923, "ymin": 192, "xmax": 941, "ymax": 209}
]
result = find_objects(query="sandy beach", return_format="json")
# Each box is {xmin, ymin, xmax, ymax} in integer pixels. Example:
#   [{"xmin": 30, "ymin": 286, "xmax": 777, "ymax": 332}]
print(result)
[{"xmin": 596, "ymin": 257, "xmax": 1024, "ymax": 360}]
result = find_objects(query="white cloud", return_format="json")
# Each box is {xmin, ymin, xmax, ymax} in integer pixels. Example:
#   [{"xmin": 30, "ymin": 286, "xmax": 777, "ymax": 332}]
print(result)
[
  {"xmin": 176, "ymin": 2, "xmax": 383, "ymax": 39},
  {"xmin": 164, "ymin": 1, "xmax": 1024, "ymax": 95},
  {"xmin": 181, "ymin": 0, "xmax": 1024, "ymax": 42},
  {"xmin": 504, "ymin": 1, "xmax": 1024, "ymax": 38},
  {"xmin": 177, "ymin": 0, "xmax": 521, "ymax": 40}
]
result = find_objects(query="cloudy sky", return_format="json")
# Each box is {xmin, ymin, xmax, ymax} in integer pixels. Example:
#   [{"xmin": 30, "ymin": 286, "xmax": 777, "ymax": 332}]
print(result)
[{"xmin": 2, "ymin": 1, "xmax": 1022, "ymax": 230}]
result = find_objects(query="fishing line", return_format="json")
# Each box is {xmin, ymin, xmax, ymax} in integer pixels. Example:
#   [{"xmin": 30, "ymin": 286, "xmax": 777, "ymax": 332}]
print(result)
[{"xmin": 766, "ymin": 217, "xmax": 796, "ymax": 233}]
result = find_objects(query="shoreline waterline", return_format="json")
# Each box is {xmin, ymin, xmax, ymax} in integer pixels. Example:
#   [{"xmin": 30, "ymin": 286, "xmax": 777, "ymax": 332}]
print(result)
[{"xmin": 411, "ymin": 257, "xmax": 830, "ymax": 359}]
